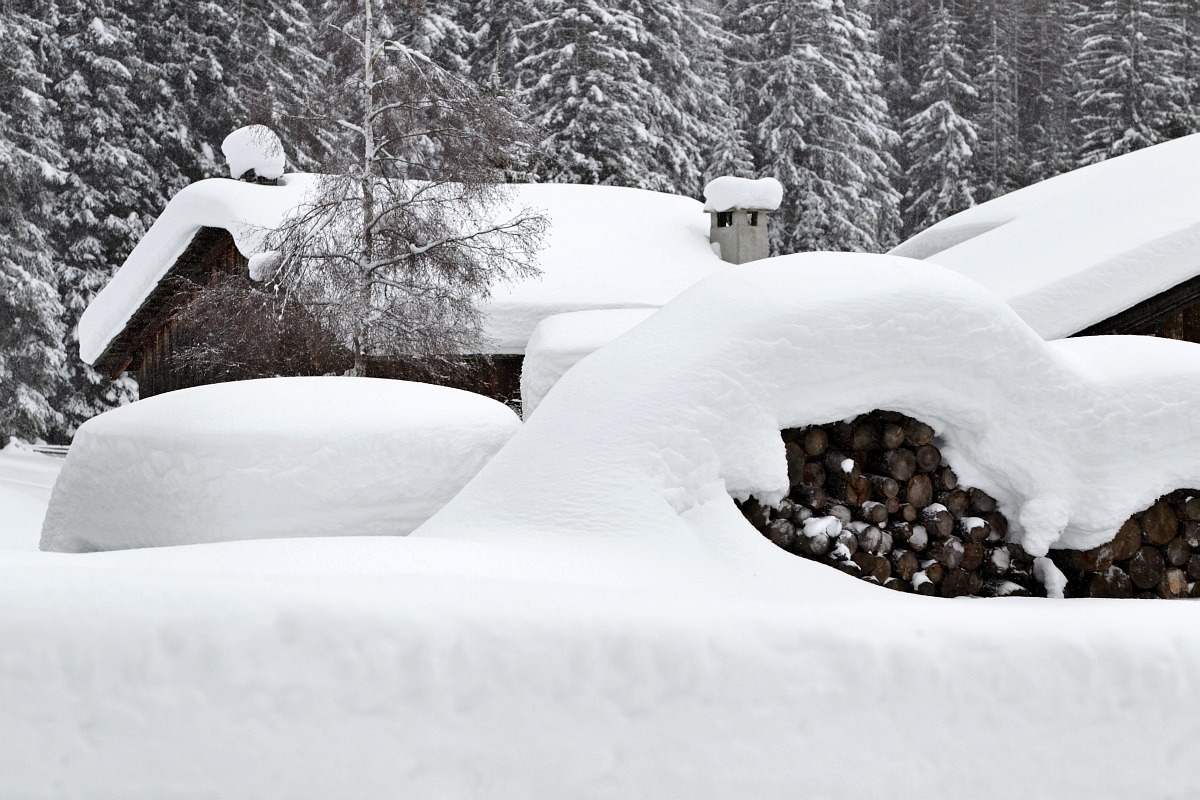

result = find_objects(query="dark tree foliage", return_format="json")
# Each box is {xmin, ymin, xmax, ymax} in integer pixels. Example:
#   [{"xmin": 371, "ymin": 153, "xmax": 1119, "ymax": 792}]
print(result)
[{"xmin": 169, "ymin": 275, "xmax": 350, "ymax": 385}]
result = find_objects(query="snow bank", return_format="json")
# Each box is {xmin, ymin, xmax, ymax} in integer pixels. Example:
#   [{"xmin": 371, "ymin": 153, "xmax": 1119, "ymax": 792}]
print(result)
[
  {"xmin": 521, "ymin": 308, "xmax": 657, "ymax": 417},
  {"xmin": 702, "ymin": 176, "xmax": 784, "ymax": 212},
  {"xmin": 0, "ymin": 441, "xmax": 62, "ymax": 551},
  {"xmin": 420, "ymin": 252, "xmax": 1200, "ymax": 557},
  {"xmin": 39, "ymin": 377, "xmax": 520, "ymax": 552},
  {"xmin": 221, "ymin": 124, "xmax": 286, "ymax": 181},
  {"xmin": 16, "ymin": 255, "xmax": 1200, "ymax": 796},
  {"xmin": 890, "ymin": 132, "xmax": 1200, "ymax": 338}
]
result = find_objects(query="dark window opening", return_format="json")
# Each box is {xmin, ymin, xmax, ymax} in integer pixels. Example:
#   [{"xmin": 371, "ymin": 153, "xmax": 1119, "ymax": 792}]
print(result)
[
  {"xmin": 748, "ymin": 212, "xmax": 759, "ymax": 227},
  {"xmin": 717, "ymin": 211, "xmax": 733, "ymax": 228}
]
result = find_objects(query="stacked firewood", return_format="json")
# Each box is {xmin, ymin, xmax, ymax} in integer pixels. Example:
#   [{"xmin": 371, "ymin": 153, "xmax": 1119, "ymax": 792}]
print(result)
[
  {"xmin": 736, "ymin": 410, "xmax": 1045, "ymax": 598},
  {"xmin": 1049, "ymin": 492, "xmax": 1200, "ymax": 599}
]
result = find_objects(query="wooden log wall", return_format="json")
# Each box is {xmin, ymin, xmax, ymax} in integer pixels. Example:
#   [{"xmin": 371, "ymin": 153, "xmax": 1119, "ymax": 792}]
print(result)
[{"xmin": 736, "ymin": 410, "xmax": 1044, "ymax": 598}]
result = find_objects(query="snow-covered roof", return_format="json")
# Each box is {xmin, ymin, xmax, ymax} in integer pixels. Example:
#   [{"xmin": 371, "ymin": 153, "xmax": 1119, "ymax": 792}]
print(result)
[
  {"xmin": 78, "ymin": 177, "xmax": 722, "ymax": 365},
  {"xmin": 702, "ymin": 176, "xmax": 783, "ymax": 212},
  {"xmin": 889, "ymin": 133, "xmax": 1200, "ymax": 339}
]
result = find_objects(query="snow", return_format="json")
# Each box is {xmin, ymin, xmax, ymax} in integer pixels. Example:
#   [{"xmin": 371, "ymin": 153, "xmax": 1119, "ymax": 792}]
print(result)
[
  {"xmin": 702, "ymin": 175, "xmax": 784, "ymax": 212},
  {"xmin": 247, "ymin": 249, "xmax": 280, "ymax": 282},
  {"xmin": 419, "ymin": 252, "xmax": 1200, "ymax": 559},
  {"xmin": 521, "ymin": 308, "xmax": 658, "ymax": 417},
  {"xmin": 220, "ymin": 124, "xmax": 286, "ymax": 181},
  {"xmin": 79, "ymin": 180, "xmax": 722, "ymax": 365},
  {"xmin": 890, "ymin": 132, "xmax": 1200, "ymax": 339},
  {"xmin": 20, "ymin": 253, "xmax": 1200, "ymax": 795},
  {"xmin": 0, "ymin": 441, "xmax": 62, "ymax": 551},
  {"xmin": 78, "ymin": 174, "xmax": 321, "ymax": 365},
  {"xmin": 39, "ymin": 377, "xmax": 520, "ymax": 553}
]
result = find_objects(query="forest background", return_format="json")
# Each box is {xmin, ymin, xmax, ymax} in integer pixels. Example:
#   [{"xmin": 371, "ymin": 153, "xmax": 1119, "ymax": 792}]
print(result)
[{"xmin": 2, "ymin": 0, "xmax": 1195, "ymax": 442}]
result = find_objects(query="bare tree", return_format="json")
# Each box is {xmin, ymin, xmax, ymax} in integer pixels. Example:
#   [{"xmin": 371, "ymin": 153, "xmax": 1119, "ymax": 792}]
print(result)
[
  {"xmin": 170, "ymin": 275, "xmax": 350, "ymax": 386},
  {"xmin": 264, "ymin": 1, "xmax": 546, "ymax": 376}
]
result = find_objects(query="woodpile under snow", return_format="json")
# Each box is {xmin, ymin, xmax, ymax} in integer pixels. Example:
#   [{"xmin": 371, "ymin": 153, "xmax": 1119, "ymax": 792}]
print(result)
[
  {"xmin": 736, "ymin": 410, "xmax": 1043, "ymax": 598},
  {"xmin": 738, "ymin": 409, "xmax": 1200, "ymax": 600},
  {"xmin": 1049, "ymin": 493, "xmax": 1200, "ymax": 599}
]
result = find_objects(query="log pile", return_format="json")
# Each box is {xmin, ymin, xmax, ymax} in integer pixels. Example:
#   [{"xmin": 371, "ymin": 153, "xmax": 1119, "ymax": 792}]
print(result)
[
  {"xmin": 735, "ymin": 410, "xmax": 1045, "ymax": 598},
  {"xmin": 1049, "ymin": 492, "xmax": 1200, "ymax": 599}
]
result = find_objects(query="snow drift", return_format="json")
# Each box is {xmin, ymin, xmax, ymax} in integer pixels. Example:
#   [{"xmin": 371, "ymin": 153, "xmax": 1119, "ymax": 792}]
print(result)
[
  {"xmin": 40, "ymin": 378, "xmax": 520, "ymax": 552},
  {"xmin": 521, "ymin": 308, "xmax": 657, "ymax": 417},
  {"xmin": 890, "ymin": 132, "xmax": 1200, "ymax": 338},
  {"xmin": 420, "ymin": 252, "xmax": 1200, "ymax": 557}
]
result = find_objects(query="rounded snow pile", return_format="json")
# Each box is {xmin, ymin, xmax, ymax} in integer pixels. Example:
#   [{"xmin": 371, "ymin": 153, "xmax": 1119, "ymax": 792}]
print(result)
[
  {"xmin": 418, "ymin": 253, "xmax": 1200, "ymax": 560},
  {"xmin": 221, "ymin": 124, "xmax": 286, "ymax": 181},
  {"xmin": 40, "ymin": 378, "xmax": 520, "ymax": 552},
  {"xmin": 702, "ymin": 176, "xmax": 784, "ymax": 212}
]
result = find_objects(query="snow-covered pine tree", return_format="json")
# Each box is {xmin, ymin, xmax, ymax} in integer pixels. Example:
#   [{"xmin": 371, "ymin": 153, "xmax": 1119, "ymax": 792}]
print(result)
[
  {"xmin": 1016, "ymin": 0, "xmax": 1083, "ymax": 183},
  {"xmin": 726, "ymin": 0, "xmax": 901, "ymax": 253},
  {"xmin": 901, "ymin": 0, "xmax": 979, "ymax": 235},
  {"xmin": 515, "ymin": 0, "xmax": 666, "ymax": 188},
  {"xmin": 619, "ymin": 0, "xmax": 742, "ymax": 195},
  {"xmin": 1070, "ymin": 0, "xmax": 1196, "ymax": 165},
  {"xmin": 0, "ymin": 5, "xmax": 67, "ymax": 442},
  {"xmin": 971, "ymin": 2, "xmax": 1023, "ymax": 199}
]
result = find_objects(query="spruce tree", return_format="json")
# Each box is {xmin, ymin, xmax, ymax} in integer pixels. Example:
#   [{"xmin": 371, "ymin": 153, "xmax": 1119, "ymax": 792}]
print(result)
[
  {"xmin": 901, "ymin": 0, "xmax": 979, "ymax": 235},
  {"xmin": 1071, "ymin": 0, "xmax": 1195, "ymax": 165},
  {"xmin": 0, "ymin": 5, "xmax": 67, "ymax": 442},
  {"xmin": 727, "ymin": 0, "xmax": 901, "ymax": 253},
  {"xmin": 972, "ymin": 4, "xmax": 1023, "ymax": 199}
]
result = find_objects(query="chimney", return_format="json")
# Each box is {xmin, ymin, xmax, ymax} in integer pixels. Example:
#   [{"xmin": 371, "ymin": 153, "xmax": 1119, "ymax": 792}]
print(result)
[{"xmin": 703, "ymin": 177, "xmax": 783, "ymax": 264}]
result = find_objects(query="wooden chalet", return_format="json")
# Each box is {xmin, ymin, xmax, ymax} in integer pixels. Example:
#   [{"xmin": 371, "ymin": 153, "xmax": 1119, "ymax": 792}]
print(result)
[
  {"xmin": 1071, "ymin": 276, "xmax": 1200, "ymax": 341},
  {"xmin": 89, "ymin": 226, "xmax": 524, "ymax": 403}
]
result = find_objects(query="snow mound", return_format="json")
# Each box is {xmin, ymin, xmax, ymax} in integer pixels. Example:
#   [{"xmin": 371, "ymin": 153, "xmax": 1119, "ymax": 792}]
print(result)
[
  {"xmin": 521, "ymin": 308, "xmax": 657, "ymax": 417},
  {"xmin": 418, "ymin": 252, "xmax": 1200, "ymax": 557},
  {"xmin": 890, "ymin": 132, "xmax": 1200, "ymax": 338},
  {"xmin": 221, "ymin": 125, "xmax": 286, "ymax": 181},
  {"xmin": 703, "ymin": 176, "xmax": 784, "ymax": 212},
  {"xmin": 40, "ymin": 378, "xmax": 520, "ymax": 553}
]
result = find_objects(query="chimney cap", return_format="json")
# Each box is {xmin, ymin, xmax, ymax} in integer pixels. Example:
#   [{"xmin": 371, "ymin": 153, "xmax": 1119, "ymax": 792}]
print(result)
[{"xmin": 703, "ymin": 176, "xmax": 783, "ymax": 213}]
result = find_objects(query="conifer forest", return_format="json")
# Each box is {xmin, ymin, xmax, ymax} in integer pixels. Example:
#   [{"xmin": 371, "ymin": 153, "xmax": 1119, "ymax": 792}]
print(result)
[{"xmin": 3, "ymin": 0, "xmax": 1198, "ymax": 443}]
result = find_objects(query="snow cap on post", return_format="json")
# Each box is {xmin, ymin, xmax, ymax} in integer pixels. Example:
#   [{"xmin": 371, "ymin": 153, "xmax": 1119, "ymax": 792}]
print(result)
[
  {"xmin": 221, "ymin": 125, "xmax": 286, "ymax": 183},
  {"xmin": 703, "ymin": 176, "xmax": 784, "ymax": 212}
]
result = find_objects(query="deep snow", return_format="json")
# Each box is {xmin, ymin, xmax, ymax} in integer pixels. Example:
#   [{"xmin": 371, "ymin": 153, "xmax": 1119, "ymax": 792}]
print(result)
[
  {"xmin": 423, "ymin": 253, "xmax": 1200, "ymax": 558},
  {"xmin": 521, "ymin": 308, "xmax": 657, "ymax": 417},
  {"xmin": 0, "ymin": 441, "xmax": 62, "ymax": 551},
  {"xmin": 40, "ymin": 378, "xmax": 520, "ymax": 552},
  {"xmin": 890, "ymin": 132, "xmax": 1200, "ymax": 338},
  {"xmin": 16, "ymin": 253, "xmax": 1200, "ymax": 797}
]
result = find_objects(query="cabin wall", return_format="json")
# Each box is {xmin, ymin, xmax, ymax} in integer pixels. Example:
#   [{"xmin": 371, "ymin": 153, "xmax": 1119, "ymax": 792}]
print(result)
[{"xmin": 1072, "ymin": 275, "xmax": 1200, "ymax": 343}]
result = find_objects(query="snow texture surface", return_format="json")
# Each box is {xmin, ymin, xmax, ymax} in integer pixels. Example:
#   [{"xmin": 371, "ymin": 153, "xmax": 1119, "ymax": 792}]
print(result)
[
  {"xmin": 521, "ymin": 308, "xmax": 657, "ymax": 417},
  {"xmin": 890, "ymin": 132, "xmax": 1200, "ymax": 338},
  {"xmin": 423, "ymin": 252, "xmax": 1200, "ymax": 558},
  {"xmin": 220, "ymin": 124, "xmax": 286, "ymax": 181},
  {"xmin": 702, "ymin": 175, "xmax": 784, "ymax": 211},
  {"xmin": 39, "ymin": 377, "xmax": 520, "ymax": 552},
  {"xmin": 13, "ymin": 254, "xmax": 1200, "ymax": 797},
  {"xmin": 79, "ymin": 180, "xmax": 721, "ymax": 363},
  {"xmin": 0, "ymin": 442, "xmax": 62, "ymax": 551}
]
